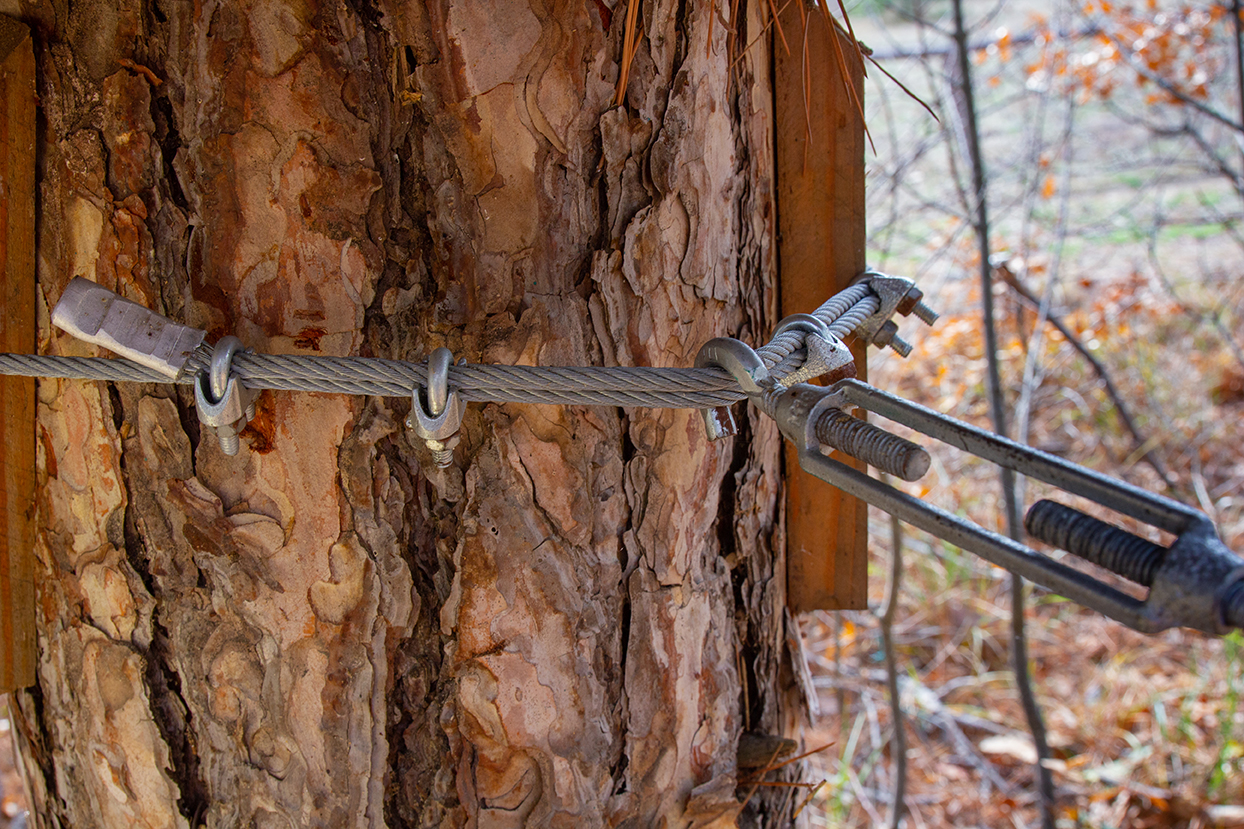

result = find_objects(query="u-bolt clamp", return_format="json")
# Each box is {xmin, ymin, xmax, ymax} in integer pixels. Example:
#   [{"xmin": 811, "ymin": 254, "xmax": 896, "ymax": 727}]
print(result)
[
  {"xmin": 406, "ymin": 347, "xmax": 465, "ymax": 469},
  {"xmin": 194, "ymin": 336, "xmax": 256, "ymax": 456},
  {"xmin": 771, "ymin": 313, "xmax": 857, "ymax": 387},
  {"xmin": 852, "ymin": 270, "xmax": 940, "ymax": 358},
  {"xmin": 694, "ymin": 337, "xmax": 772, "ymax": 440}
]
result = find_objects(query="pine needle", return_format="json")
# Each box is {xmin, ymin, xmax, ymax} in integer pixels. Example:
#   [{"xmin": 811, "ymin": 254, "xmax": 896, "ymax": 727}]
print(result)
[
  {"xmin": 728, "ymin": 0, "xmax": 794, "ymax": 74},
  {"xmin": 818, "ymin": 3, "xmax": 874, "ymax": 153},
  {"xmin": 864, "ymin": 48, "xmax": 942, "ymax": 123},
  {"xmin": 767, "ymin": 0, "xmax": 791, "ymax": 55},
  {"xmin": 833, "ymin": 0, "xmax": 861, "ymax": 71},
  {"xmin": 615, "ymin": 0, "xmax": 641, "ymax": 107},
  {"xmin": 792, "ymin": 780, "xmax": 827, "ymax": 819}
]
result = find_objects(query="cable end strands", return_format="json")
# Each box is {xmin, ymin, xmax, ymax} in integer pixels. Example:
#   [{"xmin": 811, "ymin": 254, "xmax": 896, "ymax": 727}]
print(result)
[{"xmin": 51, "ymin": 277, "xmax": 206, "ymax": 378}]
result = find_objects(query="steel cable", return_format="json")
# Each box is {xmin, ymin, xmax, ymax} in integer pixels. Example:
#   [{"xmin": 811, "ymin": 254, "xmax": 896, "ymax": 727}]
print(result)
[{"xmin": 0, "ymin": 289, "xmax": 882, "ymax": 409}]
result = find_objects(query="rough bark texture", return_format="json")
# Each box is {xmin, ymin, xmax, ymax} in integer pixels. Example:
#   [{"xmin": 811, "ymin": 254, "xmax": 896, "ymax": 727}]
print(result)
[{"xmin": 7, "ymin": 0, "xmax": 801, "ymax": 826}]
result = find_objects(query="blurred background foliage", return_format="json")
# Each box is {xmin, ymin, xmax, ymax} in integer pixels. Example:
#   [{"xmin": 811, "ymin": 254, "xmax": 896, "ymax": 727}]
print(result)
[{"xmin": 796, "ymin": 1, "xmax": 1244, "ymax": 826}]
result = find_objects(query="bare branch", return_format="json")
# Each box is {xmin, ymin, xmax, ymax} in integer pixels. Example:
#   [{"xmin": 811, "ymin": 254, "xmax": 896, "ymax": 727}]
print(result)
[
  {"xmin": 997, "ymin": 263, "xmax": 1177, "ymax": 489},
  {"xmin": 879, "ymin": 507, "xmax": 908, "ymax": 829},
  {"xmin": 1100, "ymin": 22, "xmax": 1244, "ymax": 134},
  {"xmin": 950, "ymin": 1, "xmax": 1057, "ymax": 825}
]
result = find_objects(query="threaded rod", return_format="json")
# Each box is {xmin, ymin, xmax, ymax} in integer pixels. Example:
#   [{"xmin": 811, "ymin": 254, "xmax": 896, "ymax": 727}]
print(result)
[
  {"xmin": 1024, "ymin": 499, "xmax": 1166, "ymax": 586},
  {"xmin": 814, "ymin": 409, "xmax": 931, "ymax": 482}
]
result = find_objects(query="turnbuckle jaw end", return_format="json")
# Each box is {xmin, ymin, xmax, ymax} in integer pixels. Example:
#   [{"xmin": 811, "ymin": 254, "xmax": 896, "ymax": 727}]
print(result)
[
  {"xmin": 770, "ymin": 383, "xmax": 844, "ymax": 453},
  {"xmin": 1144, "ymin": 521, "xmax": 1244, "ymax": 635},
  {"xmin": 771, "ymin": 382, "xmax": 931, "ymax": 482},
  {"xmin": 1023, "ymin": 498, "xmax": 1244, "ymax": 634}
]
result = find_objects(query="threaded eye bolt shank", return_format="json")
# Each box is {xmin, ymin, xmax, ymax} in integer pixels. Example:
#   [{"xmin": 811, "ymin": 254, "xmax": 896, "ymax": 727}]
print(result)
[
  {"xmin": 1024, "ymin": 499, "xmax": 1166, "ymax": 586},
  {"xmin": 814, "ymin": 408, "xmax": 930, "ymax": 482}
]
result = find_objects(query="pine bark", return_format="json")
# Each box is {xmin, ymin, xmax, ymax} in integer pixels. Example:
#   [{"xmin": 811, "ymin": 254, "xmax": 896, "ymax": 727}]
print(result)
[{"xmin": 9, "ymin": 1, "xmax": 799, "ymax": 826}]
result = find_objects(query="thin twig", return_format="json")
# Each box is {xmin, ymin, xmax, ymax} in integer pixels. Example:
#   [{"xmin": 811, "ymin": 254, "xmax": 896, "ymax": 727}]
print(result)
[
  {"xmin": 1145, "ymin": 212, "xmax": 1244, "ymax": 372},
  {"xmin": 1235, "ymin": 0, "xmax": 1244, "ymax": 201},
  {"xmin": 880, "ymin": 503, "xmax": 908, "ymax": 829},
  {"xmin": 949, "ymin": 2, "xmax": 1056, "ymax": 826},
  {"xmin": 738, "ymin": 744, "xmax": 786, "ymax": 814},
  {"xmin": 792, "ymin": 780, "xmax": 826, "ymax": 819},
  {"xmin": 862, "ymin": 46, "xmax": 942, "ymax": 123},
  {"xmin": 1099, "ymin": 22, "xmax": 1244, "ymax": 134},
  {"xmin": 996, "ymin": 263, "xmax": 1176, "ymax": 489}
]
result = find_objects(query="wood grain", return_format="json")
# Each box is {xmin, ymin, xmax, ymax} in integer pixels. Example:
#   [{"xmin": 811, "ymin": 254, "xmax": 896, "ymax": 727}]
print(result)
[
  {"xmin": 774, "ymin": 10, "xmax": 870, "ymax": 611},
  {"xmin": 0, "ymin": 15, "xmax": 36, "ymax": 691}
]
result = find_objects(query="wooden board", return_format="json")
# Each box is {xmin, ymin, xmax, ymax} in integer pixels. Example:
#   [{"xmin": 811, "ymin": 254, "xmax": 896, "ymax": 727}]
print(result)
[
  {"xmin": 0, "ymin": 15, "xmax": 36, "ymax": 691},
  {"xmin": 774, "ymin": 10, "xmax": 869, "ymax": 611}
]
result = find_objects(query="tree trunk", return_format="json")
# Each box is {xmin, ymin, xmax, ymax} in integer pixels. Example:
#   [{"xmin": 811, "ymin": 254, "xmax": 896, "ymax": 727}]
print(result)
[{"xmin": 10, "ymin": 0, "xmax": 800, "ymax": 826}]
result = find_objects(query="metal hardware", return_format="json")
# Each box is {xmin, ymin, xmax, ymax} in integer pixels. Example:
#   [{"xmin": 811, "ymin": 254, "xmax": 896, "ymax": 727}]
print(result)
[
  {"xmin": 764, "ymin": 381, "xmax": 930, "ymax": 481},
  {"xmin": 406, "ymin": 347, "xmax": 464, "ymax": 468},
  {"xmin": 771, "ymin": 377, "xmax": 1244, "ymax": 635},
  {"xmin": 895, "ymin": 284, "xmax": 940, "ymax": 326},
  {"xmin": 194, "ymin": 336, "xmax": 255, "ymax": 456},
  {"xmin": 852, "ymin": 271, "xmax": 938, "ymax": 357},
  {"xmin": 696, "ymin": 340, "xmax": 930, "ymax": 481},
  {"xmin": 51, "ymin": 277, "xmax": 206, "ymax": 378},
  {"xmin": 772, "ymin": 314, "xmax": 856, "ymax": 386},
  {"xmin": 812, "ymin": 406, "xmax": 930, "ymax": 482},
  {"xmin": 1024, "ymin": 500, "xmax": 1244, "ymax": 632},
  {"xmin": 1025, "ymin": 500, "xmax": 1166, "ymax": 586},
  {"xmin": 694, "ymin": 338, "xmax": 771, "ymax": 440},
  {"xmin": 871, "ymin": 321, "xmax": 913, "ymax": 358}
]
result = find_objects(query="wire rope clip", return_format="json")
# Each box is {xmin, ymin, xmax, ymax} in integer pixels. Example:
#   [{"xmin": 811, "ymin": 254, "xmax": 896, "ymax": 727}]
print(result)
[
  {"xmin": 51, "ymin": 277, "xmax": 206, "ymax": 378},
  {"xmin": 406, "ymin": 347, "xmax": 464, "ymax": 469},
  {"xmin": 194, "ymin": 336, "xmax": 255, "ymax": 457},
  {"xmin": 772, "ymin": 313, "xmax": 856, "ymax": 386},
  {"xmin": 852, "ymin": 271, "xmax": 939, "ymax": 358},
  {"xmin": 694, "ymin": 337, "xmax": 771, "ymax": 440}
]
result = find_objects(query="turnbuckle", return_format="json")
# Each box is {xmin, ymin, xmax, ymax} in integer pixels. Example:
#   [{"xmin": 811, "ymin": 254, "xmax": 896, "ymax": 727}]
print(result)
[{"xmin": 768, "ymin": 379, "xmax": 1244, "ymax": 636}]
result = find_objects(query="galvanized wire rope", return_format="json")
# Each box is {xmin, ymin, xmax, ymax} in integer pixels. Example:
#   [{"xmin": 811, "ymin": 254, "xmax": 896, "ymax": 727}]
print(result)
[{"xmin": 0, "ymin": 288, "xmax": 879, "ymax": 409}]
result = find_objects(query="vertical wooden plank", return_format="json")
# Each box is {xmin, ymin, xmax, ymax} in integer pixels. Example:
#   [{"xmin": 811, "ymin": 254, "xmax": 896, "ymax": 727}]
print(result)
[
  {"xmin": 774, "ymin": 10, "xmax": 869, "ymax": 611},
  {"xmin": 0, "ymin": 16, "xmax": 36, "ymax": 691}
]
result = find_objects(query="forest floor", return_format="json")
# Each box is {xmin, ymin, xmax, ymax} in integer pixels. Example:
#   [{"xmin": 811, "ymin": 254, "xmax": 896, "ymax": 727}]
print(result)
[{"xmin": 799, "ymin": 1, "xmax": 1244, "ymax": 826}]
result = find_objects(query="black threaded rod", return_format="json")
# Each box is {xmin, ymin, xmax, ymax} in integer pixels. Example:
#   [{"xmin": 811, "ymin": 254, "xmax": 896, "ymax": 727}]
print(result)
[
  {"xmin": 814, "ymin": 409, "xmax": 931, "ymax": 482},
  {"xmin": 1219, "ymin": 581, "xmax": 1244, "ymax": 630},
  {"xmin": 1024, "ymin": 499, "xmax": 1166, "ymax": 586}
]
